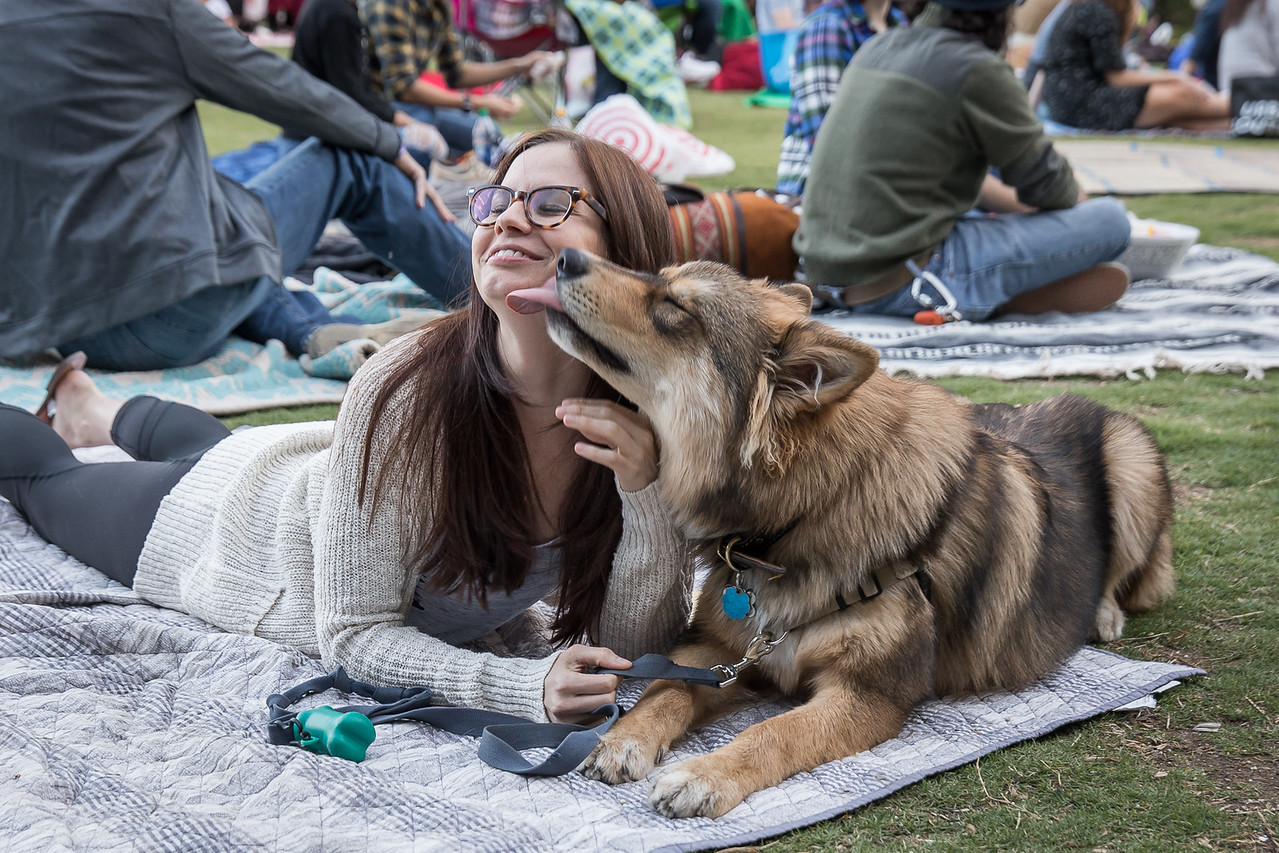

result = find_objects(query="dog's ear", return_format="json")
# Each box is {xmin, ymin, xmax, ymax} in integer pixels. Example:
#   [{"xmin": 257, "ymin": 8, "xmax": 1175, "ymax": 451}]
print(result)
[
  {"xmin": 742, "ymin": 320, "xmax": 879, "ymax": 471},
  {"xmin": 775, "ymin": 282, "xmax": 813, "ymax": 314}
]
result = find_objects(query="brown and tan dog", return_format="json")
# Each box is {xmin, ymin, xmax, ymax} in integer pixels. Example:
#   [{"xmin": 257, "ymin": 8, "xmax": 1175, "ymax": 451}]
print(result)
[{"xmin": 520, "ymin": 249, "xmax": 1175, "ymax": 819}]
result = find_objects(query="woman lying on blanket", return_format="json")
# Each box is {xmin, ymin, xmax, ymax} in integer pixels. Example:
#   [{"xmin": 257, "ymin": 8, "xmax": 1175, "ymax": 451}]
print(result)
[{"xmin": 0, "ymin": 128, "xmax": 693, "ymax": 725}]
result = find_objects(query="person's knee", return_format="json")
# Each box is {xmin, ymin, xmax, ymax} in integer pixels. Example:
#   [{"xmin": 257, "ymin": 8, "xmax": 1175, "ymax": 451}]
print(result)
[
  {"xmin": 1084, "ymin": 196, "xmax": 1133, "ymax": 255},
  {"xmin": 1153, "ymin": 79, "xmax": 1201, "ymax": 112}
]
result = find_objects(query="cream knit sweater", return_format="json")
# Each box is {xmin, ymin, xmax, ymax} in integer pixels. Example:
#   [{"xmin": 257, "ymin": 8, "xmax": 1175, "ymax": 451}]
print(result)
[{"xmin": 134, "ymin": 334, "xmax": 694, "ymax": 722}]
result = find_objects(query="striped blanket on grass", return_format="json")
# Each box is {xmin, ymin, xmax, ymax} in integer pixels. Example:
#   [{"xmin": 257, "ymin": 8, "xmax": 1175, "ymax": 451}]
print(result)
[{"xmin": 822, "ymin": 244, "xmax": 1279, "ymax": 381}]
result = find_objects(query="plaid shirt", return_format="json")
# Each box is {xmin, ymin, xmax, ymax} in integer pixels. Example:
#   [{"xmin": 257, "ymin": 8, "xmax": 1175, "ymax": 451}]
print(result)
[
  {"xmin": 566, "ymin": 0, "xmax": 692, "ymax": 128},
  {"xmin": 358, "ymin": 0, "xmax": 465, "ymax": 97},
  {"xmin": 775, "ymin": 0, "xmax": 906, "ymax": 196}
]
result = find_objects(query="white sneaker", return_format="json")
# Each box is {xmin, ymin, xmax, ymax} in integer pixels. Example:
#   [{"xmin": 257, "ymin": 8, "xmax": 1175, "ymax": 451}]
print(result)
[
  {"xmin": 429, "ymin": 153, "xmax": 494, "ymax": 186},
  {"xmin": 675, "ymin": 52, "xmax": 720, "ymax": 86}
]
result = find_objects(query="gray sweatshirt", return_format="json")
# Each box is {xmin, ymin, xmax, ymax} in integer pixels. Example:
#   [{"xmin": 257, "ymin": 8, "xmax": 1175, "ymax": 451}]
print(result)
[{"xmin": 0, "ymin": 0, "xmax": 402, "ymax": 357}]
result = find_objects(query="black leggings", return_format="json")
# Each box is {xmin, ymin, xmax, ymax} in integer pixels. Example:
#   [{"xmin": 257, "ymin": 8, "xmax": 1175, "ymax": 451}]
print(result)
[{"xmin": 0, "ymin": 399, "xmax": 231, "ymax": 586}]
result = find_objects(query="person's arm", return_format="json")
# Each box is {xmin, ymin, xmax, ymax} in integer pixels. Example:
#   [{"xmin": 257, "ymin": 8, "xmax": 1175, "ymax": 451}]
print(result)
[
  {"xmin": 405, "ymin": 24, "xmax": 549, "ymax": 120},
  {"xmin": 311, "ymin": 338, "xmax": 559, "ymax": 721},
  {"xmin": 453, "ymin": 54, "xmax": 554, "ymax": 89},
  {"xmin": 398, "ymin": 76, "xmax": 526, "ymax": 120},
  {"xmin": 553, "ymin": 398, "xmax": 694, "ymax": 658},
  {"xmin": 777, "ymin": 13, "xmax": 859, "ymax": 195},
  {"xmin": 976, "ymin": 173, "xmax": 1036, "ymax": 214},
  {"xmin": 1106, "ymin": 66, "xmax": 1194, "ymax": 87},
  {"xmin": 593, "ymin": 482, "xmax": 695, "ymax": 658},
  {"xmin": 172, "ymin": 0, "xmax": 449, "ymax": 213},
  {"xmin": 962, "ymin": 59, "xmax": 1080, "ymax": 211},
  {"xmin": 170, "ymin": 0, "xmax": 400, "ymax": 160}
]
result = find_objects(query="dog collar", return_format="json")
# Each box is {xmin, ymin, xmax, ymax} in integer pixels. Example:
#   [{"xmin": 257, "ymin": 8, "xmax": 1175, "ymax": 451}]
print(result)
[
  {"xmin": 710, "ymin": 563, "xmax": 931, "ymax": 687},
  {"xmin": 718, "ymin": 533, "xmax": 931, "ymax": 626},
  {"xmin": 716, "ymin": 534, "xmax": 790, "ymax": 620}
]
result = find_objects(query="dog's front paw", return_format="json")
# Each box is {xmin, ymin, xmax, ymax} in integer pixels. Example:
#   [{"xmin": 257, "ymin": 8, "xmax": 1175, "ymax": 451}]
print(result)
[
  {"xmin": 1092, "ymin": 595, "xmax": 1126, "ymax": 642},
  {"xmin": 649, "ymin": 760, "xmax": 742, "ymax": 819},
  {"xmin": 579, "ymin": 735, "xmax": 666, "ymax": 784}
]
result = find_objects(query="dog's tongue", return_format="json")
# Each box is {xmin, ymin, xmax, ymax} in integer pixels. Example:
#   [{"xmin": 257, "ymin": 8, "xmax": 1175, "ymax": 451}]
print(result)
[{"xmin": 506, "ymin": 276, "xmax": 563, "ymax": 315}]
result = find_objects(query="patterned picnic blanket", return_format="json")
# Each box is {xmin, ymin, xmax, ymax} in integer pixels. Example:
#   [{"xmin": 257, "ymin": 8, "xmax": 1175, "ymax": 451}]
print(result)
[
  {"xmin": 0, "ymin": 270, "xmax": 433, "ymax": 416},
  {"xmin": 823, "ymin": 244, "xmax": 1279, "ymax": 380},
  {"xmin": 0, "ymin": 476, "xmax": 1202, "ymax": 852}
]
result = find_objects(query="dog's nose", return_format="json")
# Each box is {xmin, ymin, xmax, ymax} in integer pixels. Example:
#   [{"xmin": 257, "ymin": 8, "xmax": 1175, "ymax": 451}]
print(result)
[{"xmin": 557, "ymin": 248, "xmax": 590, "ymax": 279}]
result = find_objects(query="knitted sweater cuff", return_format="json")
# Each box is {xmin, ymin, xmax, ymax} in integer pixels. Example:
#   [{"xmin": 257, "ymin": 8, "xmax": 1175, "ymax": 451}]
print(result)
[
  {"xmin": 480, "ymin": 651, "xmax": 560, "ymax": 723},
  {"xmin": 618, "ymin": 478, "xmax": 674, "ymax": 530}
]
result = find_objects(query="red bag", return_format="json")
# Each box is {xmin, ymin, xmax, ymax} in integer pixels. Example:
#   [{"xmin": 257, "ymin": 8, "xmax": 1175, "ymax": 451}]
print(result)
[{"xmin": 708, "ymin": 39, "xmax": 765, "ymax": 92}]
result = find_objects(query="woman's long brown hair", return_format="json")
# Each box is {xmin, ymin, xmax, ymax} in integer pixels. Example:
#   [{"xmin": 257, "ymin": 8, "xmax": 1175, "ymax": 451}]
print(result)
[{"xmin": 358, "ymin": 128, "xmax": 675, "ymax": 646}]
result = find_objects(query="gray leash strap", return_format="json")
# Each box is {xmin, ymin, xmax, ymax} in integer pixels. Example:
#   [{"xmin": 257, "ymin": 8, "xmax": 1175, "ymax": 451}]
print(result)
[
  {"xmin": 268, "ymin": 655, "xmax": 721, "ymax": 775},
  {"xmin": 595, "ymin": 652, "xmax": 726, "ymax": 688}
]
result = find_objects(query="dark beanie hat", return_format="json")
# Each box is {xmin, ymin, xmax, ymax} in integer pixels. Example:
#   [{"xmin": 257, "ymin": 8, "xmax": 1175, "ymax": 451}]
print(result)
[{"xmin": 930, "ymin": 0, "xmax": 1018, "ymax": 10}]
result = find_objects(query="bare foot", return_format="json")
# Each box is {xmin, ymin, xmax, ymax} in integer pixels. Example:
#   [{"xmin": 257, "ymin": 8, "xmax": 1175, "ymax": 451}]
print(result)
[{"xmin": 51, "ymin": 370, "xmax": 123, "ymax": 449}]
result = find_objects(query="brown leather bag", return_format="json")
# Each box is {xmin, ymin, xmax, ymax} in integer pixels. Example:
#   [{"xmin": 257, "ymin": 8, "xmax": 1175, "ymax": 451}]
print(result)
[{"xmin": 665, "ymin": 185, "xmax": 800, "ymax": 283}]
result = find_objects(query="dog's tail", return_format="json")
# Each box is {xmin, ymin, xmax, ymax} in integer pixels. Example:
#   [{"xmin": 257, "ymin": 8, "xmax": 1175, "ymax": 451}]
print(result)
[{"xmin": 1095, "ymin": 413, "xmax": 1176, "ymax": 641}]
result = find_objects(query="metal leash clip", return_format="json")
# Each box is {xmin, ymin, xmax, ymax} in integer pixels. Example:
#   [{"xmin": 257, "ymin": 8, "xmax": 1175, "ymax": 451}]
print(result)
[
  {"xmin": 906, "ymin": 259, "xmax": 962, "ymax": 324},
  {"xmin": 711, "ymin": 630, "xmax": 789, "ymax": 688}
]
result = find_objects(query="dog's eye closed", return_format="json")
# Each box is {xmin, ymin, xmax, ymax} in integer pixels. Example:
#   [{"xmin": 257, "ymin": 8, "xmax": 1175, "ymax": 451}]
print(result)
[{"xmin": 652, "ymin": 293, "xmax": 699, "ymax": 334}]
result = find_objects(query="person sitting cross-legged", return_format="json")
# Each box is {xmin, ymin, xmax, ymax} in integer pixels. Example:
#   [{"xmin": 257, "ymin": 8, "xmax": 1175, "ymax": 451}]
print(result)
[
  {"xmin": 0, "ymin": 0, "xmax": 471, "ymax": 371},
  {"xmin": 794, "ymin": 0, "xmax": 1135, "ymax": 322}
]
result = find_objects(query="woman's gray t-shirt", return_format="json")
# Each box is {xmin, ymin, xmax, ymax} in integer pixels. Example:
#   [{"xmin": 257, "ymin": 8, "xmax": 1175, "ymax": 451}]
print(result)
[{"xmin": 403, "ymin": 544, "xmax": 561, "ymax": 644}]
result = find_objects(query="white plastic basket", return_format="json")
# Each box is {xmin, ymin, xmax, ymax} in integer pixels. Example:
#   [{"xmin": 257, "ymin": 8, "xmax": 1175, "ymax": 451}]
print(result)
[{"xmin": 1117, "ymin": 219, "xmax": 1200, "ymax": 281}]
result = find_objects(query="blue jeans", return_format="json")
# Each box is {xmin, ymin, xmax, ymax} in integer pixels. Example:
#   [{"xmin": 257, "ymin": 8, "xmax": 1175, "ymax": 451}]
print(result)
[
  {"xmin": 58, "ymin": 276, "xmax": 277, "ymax": 370},
  {"xmin": 62, "ymin": 138, "xmax": 471, "ymax": 368},
  {"xmin": 395, "ymin": 101, "xmax": 479, "ymax": 161},
  {"xmin": 232, "ymin": 280, "xmax": 360, "ymax": 356},
  {"xmin": 246, "ymin": 137, "xmax": 470, "ymax": 306},
  {"xmin": 850, "ymin": 197, "xmax": 1132, "ymax": 322}
]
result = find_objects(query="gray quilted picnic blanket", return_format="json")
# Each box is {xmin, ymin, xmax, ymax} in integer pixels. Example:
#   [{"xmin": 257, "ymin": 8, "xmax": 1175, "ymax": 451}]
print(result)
[
  {"xmin": 0, "ymin": 497, "xmax": 1202, "ymax": 852},
  {"xmin": 822, "ymin": 244, "xmax": 1279, "ymax": 380}
]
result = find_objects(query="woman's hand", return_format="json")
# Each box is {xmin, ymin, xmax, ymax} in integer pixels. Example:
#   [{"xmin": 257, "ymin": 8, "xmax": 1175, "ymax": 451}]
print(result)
[
  {"xmin": 544, "ymin": 644, "xmax": 632, "ymax": 723},
  {"xmin": 556, "ymin": 398, "xmax": 659, "ymax": 492}
]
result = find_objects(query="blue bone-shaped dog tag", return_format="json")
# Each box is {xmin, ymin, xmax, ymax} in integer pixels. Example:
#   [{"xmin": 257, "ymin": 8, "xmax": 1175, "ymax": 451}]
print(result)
[{"xmin": 721, "ymin": 585, "xmax": 754, "ymax": 620}]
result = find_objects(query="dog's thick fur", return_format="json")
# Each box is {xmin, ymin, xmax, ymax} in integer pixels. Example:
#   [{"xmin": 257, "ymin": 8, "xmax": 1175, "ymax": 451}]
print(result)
[{"xmin": 544, "ymin": 250, "xmax": 1175, "ymax": 819}]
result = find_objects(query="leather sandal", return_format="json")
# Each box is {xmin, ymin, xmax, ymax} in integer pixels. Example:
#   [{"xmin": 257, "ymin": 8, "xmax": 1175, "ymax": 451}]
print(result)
[{"xmin": 34, "ymin": 351, "xmax": 88, "ymax": 425}]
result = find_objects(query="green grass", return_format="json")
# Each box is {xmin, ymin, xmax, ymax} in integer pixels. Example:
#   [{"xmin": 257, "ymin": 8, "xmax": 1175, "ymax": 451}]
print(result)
[{"xmin": 203, "ymin": 89, "xmax": 1279, "ymax": 850}]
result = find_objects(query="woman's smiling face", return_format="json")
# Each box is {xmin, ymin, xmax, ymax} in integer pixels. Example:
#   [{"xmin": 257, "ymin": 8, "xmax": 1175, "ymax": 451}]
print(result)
[{"xmin": 472, "ymin": 141, "xmax": 609, "ymax": 319}]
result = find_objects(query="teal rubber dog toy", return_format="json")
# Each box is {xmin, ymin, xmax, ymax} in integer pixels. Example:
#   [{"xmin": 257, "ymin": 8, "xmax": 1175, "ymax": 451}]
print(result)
[{"xmin": 294, "ymin": 706, "xmax": 376, "ymax": 762}]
